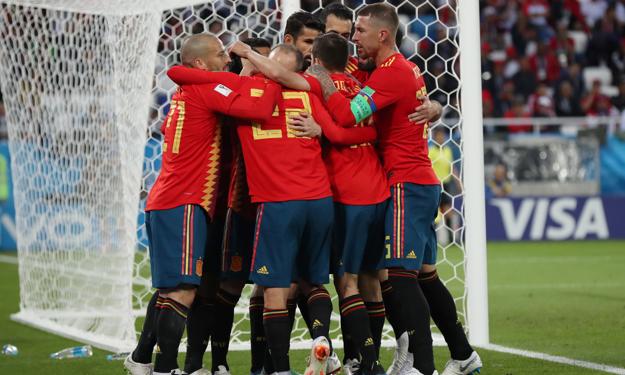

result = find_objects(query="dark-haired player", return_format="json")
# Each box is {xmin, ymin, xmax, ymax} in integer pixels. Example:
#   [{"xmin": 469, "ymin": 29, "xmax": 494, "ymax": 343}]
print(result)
[{"xmin": 284, "ymin": 11, "xmax": 325, "ymax": 68}]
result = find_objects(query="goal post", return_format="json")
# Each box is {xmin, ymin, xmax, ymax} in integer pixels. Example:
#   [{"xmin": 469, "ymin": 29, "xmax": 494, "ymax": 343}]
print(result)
[
  {"xmin": 1, "ymin": 0, "xmax": 489, "ymax": 352},
  {"xmin": 458, "ymin": 0, "xmax": 490, "ymax": 346}
]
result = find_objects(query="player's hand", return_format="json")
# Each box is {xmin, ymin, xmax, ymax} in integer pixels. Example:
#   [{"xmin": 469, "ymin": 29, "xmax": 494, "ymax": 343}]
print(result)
[
  {"xmin": 240, "ymin": 58, "xmax": 257, "ymax": 76},
  {"xmin": 288, "ymin": 112, "xmax": 322, "ymax": 138},
  {"xmin": 228, "ymin": 41, "xmax": 252, "ymax": 58},
  {"xmin": 409, "ymin": 95, "xmax": 442, "ymax": 123}
]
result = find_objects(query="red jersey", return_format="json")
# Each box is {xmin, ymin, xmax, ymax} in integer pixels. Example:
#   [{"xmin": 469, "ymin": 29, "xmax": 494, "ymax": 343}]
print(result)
[
  {"xmin": 146, "ymin": 76, "xmax": 279, "ymax": 217},
  {"xmin": 237, "ymin": 78, "xmax": 377, "ymax": 203},
  {"xmin": 324, "ymin": 72, "xmax": 388, "ymax": 205},
  {"xmin": 213, "ymin": 118, "xmax": 233, "ymax": 220},
  {"xmin": 345, "ymin": 56, "xmax": 371, "ymax": 84},
  {"xmin": 327, "ymin": 53, "xmax": 440, "ymax": 186},
  {"xmin": 226, "ymin": 129, "xmax": 257, "ymax": 219}
]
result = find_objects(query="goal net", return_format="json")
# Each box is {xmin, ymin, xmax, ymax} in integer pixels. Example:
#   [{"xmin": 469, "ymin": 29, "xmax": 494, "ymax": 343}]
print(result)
[{"xmin": 1, "ymin": 0, "xmax": 475, "ymax": 352}]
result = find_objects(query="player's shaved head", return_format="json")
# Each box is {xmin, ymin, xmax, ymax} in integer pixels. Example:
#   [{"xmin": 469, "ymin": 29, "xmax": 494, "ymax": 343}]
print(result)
[
  {"xmin": 181, "ymin": 34, "xmax": 218, "ymax": 64},
  {"xmin": 357, "ymin": 3, "xmax": 398, "ymax": 41},
  {"xmin": 270, "ymin": 43, "xmax": 304, "ymax": 72},
  {"xmin": 180, "ymin": 34, "xmax": 231, "ymax": 72}
]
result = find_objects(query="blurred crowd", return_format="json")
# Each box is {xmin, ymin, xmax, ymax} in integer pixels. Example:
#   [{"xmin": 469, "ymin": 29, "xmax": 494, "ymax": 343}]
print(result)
[
  {"xmin": 3, "ymin": 0, "xmax": 625, "ymax": 139},
  {"xmin": 480, "ymin": 0, "xmax": 625, "ymax": 128}
]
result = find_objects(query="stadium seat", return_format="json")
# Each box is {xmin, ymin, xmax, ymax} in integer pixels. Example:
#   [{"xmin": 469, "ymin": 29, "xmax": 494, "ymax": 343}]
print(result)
[
  {"xmin": 568, "ymin": 31, "xmax": 588, "ymax": 54},
  {"xmin": 583, "ymin": 66, "xmax": 612, "ymax": 89}
]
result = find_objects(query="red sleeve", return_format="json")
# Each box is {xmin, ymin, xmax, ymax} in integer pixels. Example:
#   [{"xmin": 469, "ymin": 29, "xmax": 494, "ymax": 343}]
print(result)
[
  {"xmin": 196, "ymin": 81, "xmax": 280, "ymax": 121},
  {"xmin": 311, "ymin": 95, "xmax": 376, "ymax": 146},
  {"xmin": 351, "ymin": 68, "xmax": 370, "ymax": 85},
  {"xmin": 326, "ymin": 66, "xmax": 402, "ymax": 127},
  {"xmin": 326, "ymin": 91, "xmax": 358, "ymax": 127},
  {"xmin": 301, "ymin": 73, "xmax": 323, "ymax": 97},
  {"xmin": 168, "ymin": 65, "xmax": 243, "ymax": 87},
  {"xmin": 227, "ymin": 82, "xmax": 280, "ymax": 121},
  {"xmin": 345, "ymin": 56, "xmax": 370, "ymax": 84},
  {"xmin": 363, "ymin": 66, "xmax": 403, "ymax": 109}
]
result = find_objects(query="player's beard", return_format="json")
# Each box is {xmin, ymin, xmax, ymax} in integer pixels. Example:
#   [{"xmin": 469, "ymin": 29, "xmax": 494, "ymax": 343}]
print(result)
[
  {"xmin": 302, "ymin": 56, "xmax": 311, "ymax": 71},
  {"xmin": 358, "ymin": 58, "xmax": 376, "ymax": 72}
]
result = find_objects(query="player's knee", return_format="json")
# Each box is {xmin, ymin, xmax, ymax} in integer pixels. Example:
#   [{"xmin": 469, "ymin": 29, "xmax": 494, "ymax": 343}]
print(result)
[
  {"xmin": 359, "ymin": 272, "xmax": 382, "ymax": 301},
  {"xmin": 297, "ymin": 280, "xmax": 319, "ymax": 296},
  {"xmin": 420, "ymin": 263, "xmax": 437, "ymax": 274},
  {"xmin": 264, "ymin": 287, "xmax": 288, "ymax": 309},
  {"xmin": 336, "ymin": 273, "xmax": 359, "ymax": 299},
  {"xmin": 159, "ymin": 283, "xmax": 198, "ymax": 307}
]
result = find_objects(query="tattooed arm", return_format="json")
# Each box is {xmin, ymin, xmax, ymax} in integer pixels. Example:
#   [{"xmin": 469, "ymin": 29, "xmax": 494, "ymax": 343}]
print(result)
[{"xmin": 306, "ymin": 64, "xmax": 337, "ymax": 102}]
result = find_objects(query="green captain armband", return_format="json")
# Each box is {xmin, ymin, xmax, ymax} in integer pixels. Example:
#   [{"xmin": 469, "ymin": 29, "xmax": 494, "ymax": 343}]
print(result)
[{"xmin": 350, "ymin": 86, "xmax": 377, "ymax": 123}]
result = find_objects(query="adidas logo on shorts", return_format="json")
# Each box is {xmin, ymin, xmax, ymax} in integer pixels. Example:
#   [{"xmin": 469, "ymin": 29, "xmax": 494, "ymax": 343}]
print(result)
[
  {"xmin": 312, "ymin": 319, "xmax": 323, "ymax": 329},
  {"xmin": 257, "ymin": 265, "xmax": 269, "ymax": 275},
  {"xmin": 364, "ymin": 337, "xmax": 374, "ymax": 346},
  {"xmin": 407, "ymin": 250, "xmax": 417, "ymax": 259}
]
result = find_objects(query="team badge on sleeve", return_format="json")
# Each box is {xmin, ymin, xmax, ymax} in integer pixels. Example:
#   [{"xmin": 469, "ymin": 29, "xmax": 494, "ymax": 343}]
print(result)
[{"xmin": 214, "ymin": 84, "xmax": 233, "ymax": 97}]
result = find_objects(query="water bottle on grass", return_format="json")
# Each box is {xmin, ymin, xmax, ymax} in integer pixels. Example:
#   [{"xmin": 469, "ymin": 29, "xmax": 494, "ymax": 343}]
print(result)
[
  {"xmin": 1, "ymin": 344, "xmax": 18, "ymax": 356},
  {"xmin": 50, "ymin": 345, "xmax": 93, "ymax": 359}
]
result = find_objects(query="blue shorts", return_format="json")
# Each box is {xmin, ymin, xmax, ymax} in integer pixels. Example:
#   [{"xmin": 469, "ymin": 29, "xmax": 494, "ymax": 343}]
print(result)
[
  {"xmin": 250, "ymin": 198, "xmax": 333, "ymax": 288},
  {"xmin": 332, "ymin": 201, "xmax": 387, "ymax": 277},
  {"xmin": 384, "ymin": 183, "xmax": 440, "ymax": 270},
  {"xmin": 221, "ymin": 208, "xmax": 255, "ymax": 282},
  {"xmin": 146, "ymin": 204, "xmax": 216, "ymax": 289}
]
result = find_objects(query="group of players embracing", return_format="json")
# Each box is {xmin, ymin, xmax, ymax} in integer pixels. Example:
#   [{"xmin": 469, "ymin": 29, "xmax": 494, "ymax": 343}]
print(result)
[{"xmin": 123, "ymin": 3, "xmax": 482, "ymax": 375}]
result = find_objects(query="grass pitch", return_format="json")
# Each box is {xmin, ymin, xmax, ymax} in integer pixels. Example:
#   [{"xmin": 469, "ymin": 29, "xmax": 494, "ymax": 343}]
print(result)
[{"xmin": 1, "ymin": 240, "xmax": 624, "ymax": 374}]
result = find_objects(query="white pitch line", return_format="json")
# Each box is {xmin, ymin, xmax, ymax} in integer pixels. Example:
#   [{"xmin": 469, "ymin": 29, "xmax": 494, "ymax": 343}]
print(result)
[
  {"xmin": 482, "ymin": 343, "xmax": 625, "ymax": 374},
  {"xmin": 0, "ymin": 254, "xmax": 18, "ymax": 264}
]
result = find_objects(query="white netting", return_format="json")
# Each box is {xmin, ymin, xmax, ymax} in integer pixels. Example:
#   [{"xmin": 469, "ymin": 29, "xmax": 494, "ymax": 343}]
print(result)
[
  {"xmin": 0, "ymin": 1, "xmax": 162, "ymax": 351},
  {"xmin": 1, "ymin": 0, "xmax": 468, "ymax": 352}
]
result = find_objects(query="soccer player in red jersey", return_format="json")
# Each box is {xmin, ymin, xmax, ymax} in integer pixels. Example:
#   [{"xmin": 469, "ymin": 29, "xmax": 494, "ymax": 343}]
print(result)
[
  {"xmin": 308, "ymin": 4, "xmax": 481, "ymax": 375},
  {"xmin": 239, "ymin": 45, "xmax": 376, "ymax": 375},
  {"xmin": 310, "ymin": 33, "xmax": 389, "ymax": 375},
  {"xmin": 167, "ymin": 40, "xmax": 272, "ymax": 375},
  {"xmin": 125, "ymin": 34, "xmax": 279, "ymax": 375}
]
